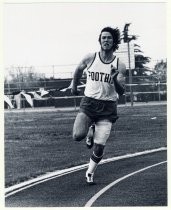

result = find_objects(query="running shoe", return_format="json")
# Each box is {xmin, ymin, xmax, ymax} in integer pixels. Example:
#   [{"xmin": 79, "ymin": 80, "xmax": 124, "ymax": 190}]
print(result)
[{"xmin": 85, "ymin": 171, "xmax": 95, "ymax": 185}]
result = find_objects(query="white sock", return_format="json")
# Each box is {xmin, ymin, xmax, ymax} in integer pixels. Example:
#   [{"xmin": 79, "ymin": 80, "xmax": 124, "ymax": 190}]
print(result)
[{"xmin": 87, "ymin": 158, "xmax": 98, "ymax": 174}]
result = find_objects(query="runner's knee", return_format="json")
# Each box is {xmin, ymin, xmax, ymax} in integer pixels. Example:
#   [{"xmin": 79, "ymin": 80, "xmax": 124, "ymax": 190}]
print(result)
[
  {"xmin": 73, "ymin": 129, "xmax": 87, "ymax": 141},
  {"xmin": 72, "ymin": 112, "xmax": 92, "ymax": 141},
  {"xmin": 94, "ymin": 143, "xmax": 105, "ymax": 157},
  {"xmin": 91, "ymin": 144, "xmax": 105, "ymax": 163}
]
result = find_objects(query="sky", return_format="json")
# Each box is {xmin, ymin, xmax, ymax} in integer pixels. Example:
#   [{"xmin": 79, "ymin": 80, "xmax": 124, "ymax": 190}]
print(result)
[{"xmin": 3, "ymin": 1, "xmax": 167, "ymax": 77}]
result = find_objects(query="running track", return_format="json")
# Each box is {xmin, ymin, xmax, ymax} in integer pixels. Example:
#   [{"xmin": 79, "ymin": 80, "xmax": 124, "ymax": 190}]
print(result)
[{"xmin": 5, "ymin": 148, "xmax": 167, "ymax": 207}]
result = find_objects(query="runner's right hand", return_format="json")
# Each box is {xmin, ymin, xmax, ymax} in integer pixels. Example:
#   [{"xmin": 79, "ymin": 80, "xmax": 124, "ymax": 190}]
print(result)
[{"xmin": 71, "ymin": 88, "xmax": 80, "ymax": 96}]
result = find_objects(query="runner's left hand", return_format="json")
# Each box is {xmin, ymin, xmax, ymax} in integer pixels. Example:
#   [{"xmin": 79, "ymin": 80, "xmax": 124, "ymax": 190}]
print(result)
[{"xmin": 111, "ymin": 65, "xmax": 119, "ymax": 80}]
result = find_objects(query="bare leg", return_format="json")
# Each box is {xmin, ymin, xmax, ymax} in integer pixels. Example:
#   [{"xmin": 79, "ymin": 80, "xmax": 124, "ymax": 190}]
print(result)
[{"xmin": 73, "ymin": 112, "xmax": 92, "ymax": 141}]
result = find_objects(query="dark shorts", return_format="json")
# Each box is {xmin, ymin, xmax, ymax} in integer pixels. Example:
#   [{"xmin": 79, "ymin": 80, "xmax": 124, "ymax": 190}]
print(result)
[{"xmin": 79, "ymin": 96, "xmax": 118, "ymax": 123}]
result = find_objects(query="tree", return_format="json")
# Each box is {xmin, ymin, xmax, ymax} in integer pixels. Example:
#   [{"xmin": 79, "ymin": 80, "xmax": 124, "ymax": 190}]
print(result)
[
  {"xmin": 154, "ymin": 60, "xmax": 167, "ymax": 82},
  {"xmin": 135, "ymin": 54, "xmax": 151, "ymax": 68},
  {"xmin": 154, "ymin": 60, "xmax": 167, "ymax": 72}
]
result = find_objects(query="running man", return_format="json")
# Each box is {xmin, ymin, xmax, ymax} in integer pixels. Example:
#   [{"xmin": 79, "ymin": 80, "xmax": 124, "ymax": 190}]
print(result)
[{"xmin": 71, "ymin": 27, "xmax": 126, "ymax": 184}]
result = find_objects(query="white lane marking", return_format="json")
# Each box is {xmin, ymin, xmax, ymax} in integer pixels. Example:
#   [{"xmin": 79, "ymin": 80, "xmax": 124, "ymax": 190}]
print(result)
[
  {"xmin": 85, "ymin": 161, "xmax": 167, "ymax": 207},
  {"xmin": 5, "ymin": 147, "xmax": 167, "ymax": 197}
]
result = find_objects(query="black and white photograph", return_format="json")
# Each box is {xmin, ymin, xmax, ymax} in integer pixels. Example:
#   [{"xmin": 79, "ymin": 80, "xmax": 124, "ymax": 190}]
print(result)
[{"xmin": 3, "ymin": 0, "xmax": 168, "ymax": 208}]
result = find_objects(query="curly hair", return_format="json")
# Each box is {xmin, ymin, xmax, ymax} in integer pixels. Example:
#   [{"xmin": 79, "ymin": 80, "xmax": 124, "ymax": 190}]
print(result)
[{"xmin": 98, "ymin": 27, "xmax": 121, "ymax": 51}]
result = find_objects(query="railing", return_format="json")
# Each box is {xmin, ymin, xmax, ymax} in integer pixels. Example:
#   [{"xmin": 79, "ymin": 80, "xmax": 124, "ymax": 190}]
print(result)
[{"xmin": 4, "ymin": 76, "xmax": 167, "ymax": 109}]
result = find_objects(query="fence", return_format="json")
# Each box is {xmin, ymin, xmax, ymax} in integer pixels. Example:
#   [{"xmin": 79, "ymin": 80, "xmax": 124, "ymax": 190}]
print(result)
[
  {"xmin": 125, "ymin": 75, "xmax": 166, "ymax": 103},
  {"xmin": 4, "ymin": 75, "xmax": 167, "ymax": 109}
]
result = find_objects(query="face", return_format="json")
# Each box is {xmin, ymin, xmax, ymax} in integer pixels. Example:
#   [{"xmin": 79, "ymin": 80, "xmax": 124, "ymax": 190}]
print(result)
[{"xmin": 100, "ymin": 31, "xmax": 114, "ymax": 51}]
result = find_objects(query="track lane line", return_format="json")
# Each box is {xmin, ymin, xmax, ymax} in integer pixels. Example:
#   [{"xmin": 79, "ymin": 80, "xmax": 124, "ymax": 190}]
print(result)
[
  {"xmin": 5, "ymin": 147, "xmax": 167, "ymax": 197},
  {"xmin": 85, "ymin": 161, "xmax": 167, "ymax": 207}
]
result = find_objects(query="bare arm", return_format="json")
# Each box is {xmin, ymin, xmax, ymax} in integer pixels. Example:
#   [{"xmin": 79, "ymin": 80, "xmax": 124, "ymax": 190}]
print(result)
[
  {"xmin": 71, "ymin": 53, "xmax": 95, "ymax": 95},
  {"xmin": 111, "ymin": 61, "xmax": 126, "ymax": 96}
]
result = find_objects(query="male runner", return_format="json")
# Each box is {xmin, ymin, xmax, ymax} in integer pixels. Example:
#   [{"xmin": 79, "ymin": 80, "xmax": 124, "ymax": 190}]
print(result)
[{"xmin": 71, "ymin": 27, "xmax": 126, "ymax": 184}]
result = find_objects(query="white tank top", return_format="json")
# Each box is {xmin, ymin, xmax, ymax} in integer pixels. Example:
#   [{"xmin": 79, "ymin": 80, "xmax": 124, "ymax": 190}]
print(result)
[{"xmin": 84, "ymin": 52, "xmax": 118, "ymax": 101}]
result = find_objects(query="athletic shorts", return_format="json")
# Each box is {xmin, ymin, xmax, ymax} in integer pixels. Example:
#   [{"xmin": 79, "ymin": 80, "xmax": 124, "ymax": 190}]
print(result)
[{"xmin": 79, "ymin": 96, "xmax": 118, "ymax": 123}]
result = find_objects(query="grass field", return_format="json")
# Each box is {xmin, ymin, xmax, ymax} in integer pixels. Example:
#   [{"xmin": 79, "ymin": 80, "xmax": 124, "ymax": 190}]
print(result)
[{"xmin": 4, "ymin": 104, "xmax": 167, "ymax": 187}]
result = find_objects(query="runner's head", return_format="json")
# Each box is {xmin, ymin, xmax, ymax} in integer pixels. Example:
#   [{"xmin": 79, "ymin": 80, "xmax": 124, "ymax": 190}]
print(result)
[{"xmin": 98, "ymin": 27, "xmax": 121, "ymax": 51}]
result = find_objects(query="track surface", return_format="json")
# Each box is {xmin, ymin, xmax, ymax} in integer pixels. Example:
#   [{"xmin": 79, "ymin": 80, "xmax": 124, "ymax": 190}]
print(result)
[{"xmin": 5, "ymin": 150, "xmax": 167, "ymax": 207}]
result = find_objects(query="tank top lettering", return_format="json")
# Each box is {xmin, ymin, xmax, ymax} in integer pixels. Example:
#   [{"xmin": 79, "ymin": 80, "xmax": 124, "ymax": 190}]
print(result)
[{"xmin": 84, "ymin": 52, "xmax": 118, "ymax": 101}]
